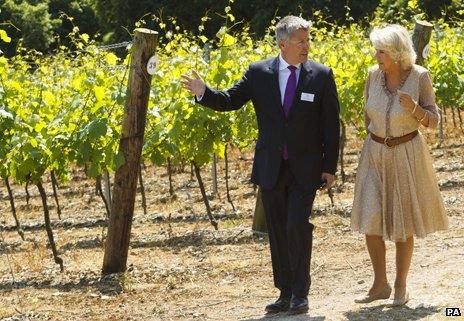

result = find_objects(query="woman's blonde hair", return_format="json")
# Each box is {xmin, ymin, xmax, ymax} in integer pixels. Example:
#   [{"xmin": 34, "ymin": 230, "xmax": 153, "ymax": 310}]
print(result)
[{"xmin": 370, "ymin": 24, "xmax": 417, "ymax": 69}]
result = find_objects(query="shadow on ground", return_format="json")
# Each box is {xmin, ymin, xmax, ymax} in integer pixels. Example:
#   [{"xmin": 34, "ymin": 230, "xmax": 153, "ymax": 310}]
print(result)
[
  {"xmin": 344, "ymin": 304, "xmax": 440, "ymax": 321},
  {"xmin": 0, "ymin": 274, "xmax": 125, "ymax": 295},
  {"xmin": 242, "ymin": 312, "xmax": 325, "ymax": 321}
]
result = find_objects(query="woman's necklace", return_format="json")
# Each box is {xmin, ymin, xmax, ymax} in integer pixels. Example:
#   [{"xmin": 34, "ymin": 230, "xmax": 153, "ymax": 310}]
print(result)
[{"xmin": 381, "ymin": 67, "xmax": 412, "ymax": 137}]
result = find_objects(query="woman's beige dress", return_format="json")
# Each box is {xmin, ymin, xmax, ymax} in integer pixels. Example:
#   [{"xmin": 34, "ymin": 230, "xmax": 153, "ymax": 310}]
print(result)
[{"xmin": 351, "ymin": 64, "xmax": 449, "ymax": 242}]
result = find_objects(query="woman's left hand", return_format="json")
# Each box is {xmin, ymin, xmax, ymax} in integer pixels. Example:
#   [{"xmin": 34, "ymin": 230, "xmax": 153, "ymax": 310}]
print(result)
[{"xmin": 398, "ymin": 90, "xmax": 416, "ymax": 113}]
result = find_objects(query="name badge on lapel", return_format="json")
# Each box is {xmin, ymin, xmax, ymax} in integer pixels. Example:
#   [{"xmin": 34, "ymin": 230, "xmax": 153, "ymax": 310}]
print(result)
[{"xmin": 301, "ymin": 92, "xmax": 315, "ymax": 102}]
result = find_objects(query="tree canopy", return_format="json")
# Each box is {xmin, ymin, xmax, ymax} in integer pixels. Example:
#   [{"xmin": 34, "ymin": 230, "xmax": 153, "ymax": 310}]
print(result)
[{"xmin": 0, "ymin": 0, "xmax": 462, "ymax": 55}]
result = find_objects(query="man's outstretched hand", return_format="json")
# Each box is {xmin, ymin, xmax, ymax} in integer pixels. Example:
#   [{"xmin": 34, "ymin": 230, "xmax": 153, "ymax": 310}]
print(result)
[{"xmin": 181, "ymin": 70, "xmax": 206, "ymax": 97}]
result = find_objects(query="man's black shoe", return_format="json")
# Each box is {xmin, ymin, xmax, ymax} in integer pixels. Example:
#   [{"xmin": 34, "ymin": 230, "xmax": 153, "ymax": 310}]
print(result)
[
  {"xmin": 265, "ymin": 297, "xmax": 291, "ymax": 313},
  {"xmin": 288, "ymin": 296, "xmax": 309, "ymax": 315}
]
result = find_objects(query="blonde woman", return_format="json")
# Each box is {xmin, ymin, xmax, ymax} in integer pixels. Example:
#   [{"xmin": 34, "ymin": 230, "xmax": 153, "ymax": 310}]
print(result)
[{"xmin": 351, "ymin": 24, "xmax": 448, "ymax": 306}]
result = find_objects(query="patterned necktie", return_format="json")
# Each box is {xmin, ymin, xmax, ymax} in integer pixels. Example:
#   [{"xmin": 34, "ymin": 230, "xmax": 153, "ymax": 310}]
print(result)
[{"xmin": 282, "ymin": 65, "xmax": 297, "ymax": 159}]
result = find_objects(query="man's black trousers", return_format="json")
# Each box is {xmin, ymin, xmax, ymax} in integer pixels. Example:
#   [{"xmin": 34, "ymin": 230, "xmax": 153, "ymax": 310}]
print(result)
[{"xmin": 261, "ymin": 159, "xmax": 317, "ymax": 298}]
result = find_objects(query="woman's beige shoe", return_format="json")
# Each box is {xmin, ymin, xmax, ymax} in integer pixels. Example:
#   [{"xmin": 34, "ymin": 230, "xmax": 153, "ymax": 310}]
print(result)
[
  {"xmin": 389, "ymin": 289, "xmax": 410, "ymax": 306},
  {"xmin": 354, "ymin": 284, "xmax": 392, "ymax": 303}
]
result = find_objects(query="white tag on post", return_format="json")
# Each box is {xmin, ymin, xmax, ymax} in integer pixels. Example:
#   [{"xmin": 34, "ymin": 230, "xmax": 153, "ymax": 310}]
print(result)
[
  {"xmin": 146, "ymin": 55, "xmax": 158, "ymax": 75},
  {"xmin": 422, "ymin": 44, "xmax": 430, "ymax": 59}
]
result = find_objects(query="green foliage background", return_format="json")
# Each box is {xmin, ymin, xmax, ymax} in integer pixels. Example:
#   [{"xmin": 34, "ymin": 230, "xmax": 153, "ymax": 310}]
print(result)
[{"xmin": 0, "ymin": 4, "xmax": 462, "ymax": 185}]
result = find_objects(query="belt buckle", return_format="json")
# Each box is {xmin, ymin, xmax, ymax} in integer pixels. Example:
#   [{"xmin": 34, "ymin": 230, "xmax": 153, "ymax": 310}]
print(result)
[{"xmin": 384, "ymin": 136, "xmax": 394, "ymax": 148}]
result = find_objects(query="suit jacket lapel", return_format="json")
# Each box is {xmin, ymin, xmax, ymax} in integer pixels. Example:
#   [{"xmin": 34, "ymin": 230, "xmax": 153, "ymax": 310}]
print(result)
[
  {"xmin": 269, "ymin": 57, "xmax": 285, "ymax": 118},
  {"xmin": 288, "ymin": 60, "xmax": 313, "ymax": 120}
]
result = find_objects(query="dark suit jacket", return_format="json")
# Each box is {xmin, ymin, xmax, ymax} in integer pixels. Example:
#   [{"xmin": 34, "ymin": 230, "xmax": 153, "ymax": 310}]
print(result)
[{"xmin": 197, "ymin": 56, "xmax": 340, "ymax": 189}]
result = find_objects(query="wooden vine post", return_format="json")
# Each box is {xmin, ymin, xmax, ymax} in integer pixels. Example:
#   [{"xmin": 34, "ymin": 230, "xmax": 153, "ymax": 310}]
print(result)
[
  {"xmin": 102, "ymin": 28, "xmax": 158, "ymax": 274},
  {"xmin": 411, "ymin": 20, "xmax": 443, "ymax": 142},
  {"xmin": 252, "ymin": 187, "xmax": 267, "ymax": 233},
  {"xmin": 412, "ymin": 20, "xmax": 433, "ymax": 66}
]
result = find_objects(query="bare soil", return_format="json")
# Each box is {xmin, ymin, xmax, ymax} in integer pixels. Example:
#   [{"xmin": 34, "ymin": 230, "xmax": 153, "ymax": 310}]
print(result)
[{"xmin": 0, "ymin": 127, "xmax": 463, "ymax": 321}]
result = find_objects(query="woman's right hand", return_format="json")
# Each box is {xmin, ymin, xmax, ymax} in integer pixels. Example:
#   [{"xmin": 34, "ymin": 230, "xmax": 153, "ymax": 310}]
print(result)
[{"xmin": 397, "ymin": 90, "xmax": 416, "ymax": 114}]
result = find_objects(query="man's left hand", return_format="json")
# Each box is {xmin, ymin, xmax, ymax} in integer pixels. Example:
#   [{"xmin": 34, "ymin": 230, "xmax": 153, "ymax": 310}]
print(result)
[{"xmin": 320, "ymin": 173, "xmax": 335, "ymax": 190}]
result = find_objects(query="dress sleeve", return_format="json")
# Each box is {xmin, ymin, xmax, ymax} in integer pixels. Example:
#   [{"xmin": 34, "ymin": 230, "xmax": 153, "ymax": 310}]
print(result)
[
  {"xmin": 364, "ymin": 71, "xmax": 371, "ymax": 130},
  {"xmin": 417, "ymin": 71, "xmax": 440, "ymax": 129}
]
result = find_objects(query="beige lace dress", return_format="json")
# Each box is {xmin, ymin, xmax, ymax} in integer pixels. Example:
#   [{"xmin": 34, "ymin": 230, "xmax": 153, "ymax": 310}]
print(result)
[{"xmin": 351, "ymin": 64, "xmax": 449, "ymax": 242}]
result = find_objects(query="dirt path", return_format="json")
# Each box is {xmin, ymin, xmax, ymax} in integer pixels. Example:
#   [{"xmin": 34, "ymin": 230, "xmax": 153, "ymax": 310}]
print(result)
[{"xmin": 0, "ymin": 134, "xmax": 463, "ymax": 321}]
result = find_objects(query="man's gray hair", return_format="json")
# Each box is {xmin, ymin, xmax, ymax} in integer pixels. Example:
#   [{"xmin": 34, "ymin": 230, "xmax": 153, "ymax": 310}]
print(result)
[{"xmin": 275, "ymin": 16, "xmax": 312, "ymax": 43}]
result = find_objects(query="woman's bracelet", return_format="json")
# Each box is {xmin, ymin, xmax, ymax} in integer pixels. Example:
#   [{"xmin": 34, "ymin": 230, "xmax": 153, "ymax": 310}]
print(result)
[
  {"xmin": 419, "ymin": 111, "xmax": 428, "ymax": 123},
  {"xmin": 412, "ymin": 103, "xmax": 418, "ymax": 115}
]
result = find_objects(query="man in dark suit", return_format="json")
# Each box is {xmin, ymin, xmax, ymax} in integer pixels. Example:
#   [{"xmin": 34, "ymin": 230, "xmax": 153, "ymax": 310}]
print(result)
[{"xmin": 182, "ymin": 15, "xmax": 340, "ymax": 315}]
